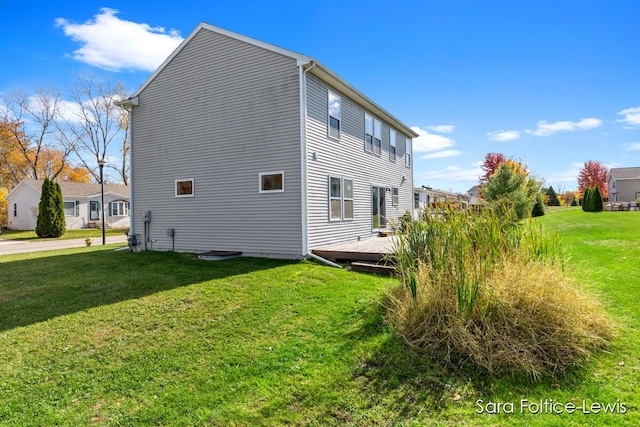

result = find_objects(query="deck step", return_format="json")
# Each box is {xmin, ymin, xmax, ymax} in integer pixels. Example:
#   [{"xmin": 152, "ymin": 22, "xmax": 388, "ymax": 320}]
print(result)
[
  {"xmin": 311, "ymin": 249, "xmax": 386, "ymax": 263},
  {"xmin": 351, "ymin": 261, "xmax": 396, "ymax": 276},
  {"xmin": 198, "ymin": 250, "xmax": 242, "ymax": 261}
]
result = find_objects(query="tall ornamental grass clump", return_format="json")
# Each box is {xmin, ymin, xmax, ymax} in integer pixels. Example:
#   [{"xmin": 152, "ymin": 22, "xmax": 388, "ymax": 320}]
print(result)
[{"xmin": 387, "ymin": 204, "xmax": 611, "ymax": 379}]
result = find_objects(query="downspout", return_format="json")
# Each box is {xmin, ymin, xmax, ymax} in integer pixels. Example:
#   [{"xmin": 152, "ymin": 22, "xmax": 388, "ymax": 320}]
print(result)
[
  {"xmin": 299, "ymin": 61, "xmax": 316, "ymax": 258},
  {"xmin": 299, "ymin": 62, "xmax": 340, "ymax": 268},
  {"xmin": 127, "ymin": 106, "xmax": 134, "ymax": 247},
  {"xmin": 307, "ymin": 251, "xmax": 343, "ymax": 268}
]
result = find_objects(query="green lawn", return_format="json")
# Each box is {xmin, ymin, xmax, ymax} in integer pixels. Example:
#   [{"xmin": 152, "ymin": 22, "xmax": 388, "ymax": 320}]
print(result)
[
  {"xmin": 0, "ymin": 208, "xmax": 638, "ymax": 426},
  {"xmin": 0, "ymin": 228, "xmax": 128, "ymax": 241}
]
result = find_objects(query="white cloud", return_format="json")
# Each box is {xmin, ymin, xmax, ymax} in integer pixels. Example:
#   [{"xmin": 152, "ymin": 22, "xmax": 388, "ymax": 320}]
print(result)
[
  {"xmin": 415, "ymin": 163, "xmax": 483, "ymax": 182},
  {"xmin": 421, "ymin": 150, "xmax": 462, "ymax": 159},
  {"xmin": 624, "ymin": 142, "xmax": 640, "ymax": 151},
  {"xmin": 410, "ymin": 126, "xmax": 455, "ymax": 152},
  {"xmin": 545, "ymin": 162, "xmax": 583, "ymax": 184},
  {"xmin": 426, "ymin": 125, "xmax": 455, "ymax": 133},
  {"xmin": 617, "ymin": 107, "xmax": 640, "ymax": 126},
  {"xmin": 525, "ymin": 117, "xmax": 602, "ymax": 136},
  {"xmin": 487, "ymin": 129, "xmax": 521, "ymax": 142},
  {"xmin": 56, "ymin": 8, "xmax": 184, "ymax": 72}
]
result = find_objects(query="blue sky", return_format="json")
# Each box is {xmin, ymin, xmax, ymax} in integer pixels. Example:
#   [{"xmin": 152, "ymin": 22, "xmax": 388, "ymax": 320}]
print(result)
[{"xmin": 1, "ymin": 1, "xmax": 639, "ymax": 192}]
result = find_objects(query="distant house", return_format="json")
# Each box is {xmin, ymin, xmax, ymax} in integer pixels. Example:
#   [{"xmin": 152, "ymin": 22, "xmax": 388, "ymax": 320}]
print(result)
[
  {"xmin": 116, "ymin": 23, "xmax": 417, "ymax": 258},
  {"xmin": 466, "ymin": 185, "xmax": 482, "ymax": 206},
  {"xmin": 608, "ymin": 167, "xmax": 640, "ymax": 202},
  {"xmin": 5, "ymin": 179, "xmax": 130, "ymax": 230},
  {"xmin": 414, "ymin": 186, "xmax": 469, "ymax": 216}
]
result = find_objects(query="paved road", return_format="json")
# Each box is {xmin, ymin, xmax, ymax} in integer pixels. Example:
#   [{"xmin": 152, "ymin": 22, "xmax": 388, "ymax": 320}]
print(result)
[{"xmin": 0, "ymin": 235, "xmax": 128, "ymax": 256}]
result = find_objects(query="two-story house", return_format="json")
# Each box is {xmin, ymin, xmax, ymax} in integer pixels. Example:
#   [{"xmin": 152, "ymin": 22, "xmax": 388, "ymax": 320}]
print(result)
[
  {"xmin": 117, "ymin": 23, "xmax": 417, "ymax": 258},
  {"xmin": 608, "ymin": 167, "xmax": 640, "ymax": 202}
]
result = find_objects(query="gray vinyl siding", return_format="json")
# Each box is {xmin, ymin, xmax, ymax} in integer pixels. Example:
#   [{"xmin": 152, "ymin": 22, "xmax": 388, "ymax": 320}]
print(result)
[
  {"xmin": 611, "ymin": 179, "xmax": 640, "ymax": 202},
  {"xmin": 305, "ymin": 74, "xmax": 414, "ymax": 249},
  {"xmin": 131, "ymin": 28, "xmax": 303, "ymax": 257}
]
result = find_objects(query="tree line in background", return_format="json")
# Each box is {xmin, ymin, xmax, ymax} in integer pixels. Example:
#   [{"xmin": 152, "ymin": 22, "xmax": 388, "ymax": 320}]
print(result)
[
  {"xmin": 0, "ymin": 73, "xmax": 129, "ymax": 224},
  {"xmin": 478, "ymin": 152, "xmax": 610, "ymax": 217}
]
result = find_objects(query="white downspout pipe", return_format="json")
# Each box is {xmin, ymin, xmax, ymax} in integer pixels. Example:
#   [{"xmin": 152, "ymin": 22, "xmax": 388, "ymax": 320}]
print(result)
[
  {"xmin": 299, "ymin": 61, "xmax": 316, "ymax": 258},
  {"xmin": 307, "ymin": 251, "xmax": 343, "ymax": 268}
]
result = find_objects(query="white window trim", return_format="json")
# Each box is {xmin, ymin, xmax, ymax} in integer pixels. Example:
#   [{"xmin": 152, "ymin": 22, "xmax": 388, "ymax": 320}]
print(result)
[
  {"xmin": 392, "ymin": 187, "xmax": 399, "ymax": 206},
  {"xmin": 63, "ymin": 200, "xmax": 80, "ymax": 217},
  {"xmin": 373, "ymin": 118, "xmax": 382, "ymax": 156},
  {"xmin": 343, "ymin": 178, "xmax": 354, "ymax": 220},
  {"xmin": 390, "ymin": 129, "xmax": 397, "ymax": 162},
  {"xmin": 328, "ymin": 90, "xmax": 341, "ymax": 140},
  {"xmin": 364, "ymin": 113, "xmax": 374, "ymax": 153},
  {"xmin": 259, "ymin": 171, "xmax": 285, "ymax": 193},
  {"xmin": 328, "ymin": 176, "xmax": 354, "ymax": 222},
  {"xmin": 405, "ymin": 138, "xmax": 412, "ymax": 168},
  {"xmin": 110, "ymin": 201, "xmax": 130, "ymax": 217},
  {"xmin": 175, "ymin": 179, "xmax": 194, "ymax": 198}
]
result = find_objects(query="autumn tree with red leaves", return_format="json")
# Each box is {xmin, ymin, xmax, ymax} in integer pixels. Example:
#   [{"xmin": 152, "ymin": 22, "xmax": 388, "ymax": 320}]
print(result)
[
  {"xmin": 577, "ymin": 160, "xmax": 609, "ymax": 200},
  {"xmin": 480, "ymin": 152, "xmax": 507, "ymax": 183}
]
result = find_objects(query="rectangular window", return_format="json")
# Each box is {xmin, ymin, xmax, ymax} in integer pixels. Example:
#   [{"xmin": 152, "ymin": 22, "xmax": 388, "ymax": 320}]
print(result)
[
  {"xmin": 392, "ymin": 188, "xmax": 399, "ymax": 206},
  {"xmin": 13, "ymin": 203, "xmax": 17, "ymax": 217},
  {"xmin": 365, "ymin": 114, "xmax": 374, "ymax": 152},
  {"xmin": 175, "ymin": 179, "xmax": 194, "ymax": 197},
  {"xmin": 329, "ymin": 176, "xmax": 354, "ymax": 221},
  {"xmin": 90, "ymin": 201, "xmax": 100, "ymax": 220},
  {"xmin": 110, "ymin": 201, "xmax": 129, "ymax": 216},
  {"xmin": 259, "ymin": 172, "xmax": 284, "ymax": 193},
  {"xmin": 389, "ymin": 129, "xmax": 397, "ymax": 161},
  {"xmin": 328, "ymin": 91, "xmax": 341, "ymax": 139},
  {"xmin": 63, "ymin": 201, "xmax": 79, "ymax": 217},
  {"xmin": 405, "ymin": 138, "xmax": 412, "ymax": 167},
  {"xmin": 329, "ymin": 176, "xmax": 342, "ymax": 220},
  {"xmin": 344, "ymin": 179, "xmax": 354, "ymax": 220},
  {"xmin": 373, "ymin": 119, "xmax": 381, "ymax": 155}
]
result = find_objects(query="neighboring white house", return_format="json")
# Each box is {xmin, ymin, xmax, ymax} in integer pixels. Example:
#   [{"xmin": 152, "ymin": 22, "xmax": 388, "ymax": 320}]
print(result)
[
  {"xmin": 5, "ymin": 179, "xmax": 130, "ymax": 230},
  {"xmin": 414, "ymin": 186, "xmax": 469, "ymax": 217},
  {"xmin": 466, "ymin": 185, "xmax": 482, "ymax": 206},
  {"xmin": 116, "ymin": 22, "xmax": 417, "ymax": 258},
  {"xmin": 608, "ymin": 167, "xmax": 640, "ymax": 202}
]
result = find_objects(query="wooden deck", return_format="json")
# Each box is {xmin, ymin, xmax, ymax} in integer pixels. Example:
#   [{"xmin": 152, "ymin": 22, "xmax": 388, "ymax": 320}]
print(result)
[{"xmin": 311, "ymin": 236, "xmax": 396, "ymax": 263}]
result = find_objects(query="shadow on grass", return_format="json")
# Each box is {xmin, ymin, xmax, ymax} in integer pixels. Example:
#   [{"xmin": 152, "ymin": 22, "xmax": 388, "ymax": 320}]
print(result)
[{"xmin": 0, "ymin": 249, "xmax": 289, "ymax": 332}]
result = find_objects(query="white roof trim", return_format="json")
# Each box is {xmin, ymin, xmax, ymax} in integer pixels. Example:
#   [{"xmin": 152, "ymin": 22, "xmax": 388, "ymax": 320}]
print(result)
[
  {"xmin": 126, "ymin": 22, "xmax": 417, "ymax": 139},
  {"xmin": 5, "ymin": 180, "xmax": 39, "ymax": 200},
  {"xmin": 86, "ymin": 191, "xmax": 130, "ymax": 199},
  {"xmin": 307, "ymin": 61, "xmax": 419, "ymax": 139}
]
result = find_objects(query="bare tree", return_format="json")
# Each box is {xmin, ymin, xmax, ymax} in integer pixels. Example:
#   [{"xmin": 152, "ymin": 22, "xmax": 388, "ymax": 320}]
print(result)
[
  {"xmin": 61, "ymin": 73, "xmax": 129, "ymax": 184},
  {"xmin": 0, "ymin": 88, "xmax": 74, "ymax": 182}
]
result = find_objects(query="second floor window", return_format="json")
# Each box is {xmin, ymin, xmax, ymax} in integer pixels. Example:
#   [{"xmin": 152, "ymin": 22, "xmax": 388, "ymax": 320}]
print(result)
[
  {"xmin": 328, "ymin": 91, "xmax": 341, "ymax": 139},
  {"xmin": 365, "ymin": 114, "xmax": 382, "ymax": 155},
  {"xmin": 373, "ymin": 119, "xmax": 381, "ymax": 155},
  {"xmin": 390, "ymin": 129, "xmax": 396, "ymax": 161},
  {"xmin": 405, "ymin": 138, "xmax": 412, "ymax": 167},
  {"xmin": 365, "ymin": 114, "xmax": 374, "ymax": 152}
]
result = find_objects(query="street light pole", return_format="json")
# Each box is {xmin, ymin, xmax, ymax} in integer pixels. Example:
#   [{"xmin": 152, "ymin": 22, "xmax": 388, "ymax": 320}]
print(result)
[{"xmin": 98, "ymin": 159, "xmax": 106, "ymax": 245}]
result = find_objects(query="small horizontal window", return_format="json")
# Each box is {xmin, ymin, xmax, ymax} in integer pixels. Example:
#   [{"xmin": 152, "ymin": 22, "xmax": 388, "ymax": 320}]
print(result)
[
  {"xmin": 260, "ymin": 172, "xmax": 284, "ymax": 193},
  {"xmin": 176, "ymin": 179, "xmax": 194, "ymax": 197}
]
